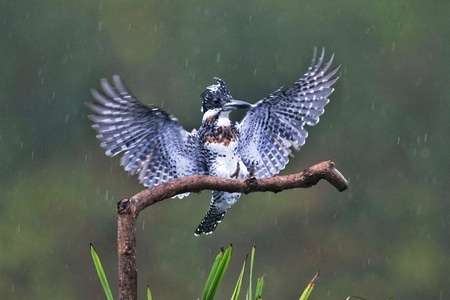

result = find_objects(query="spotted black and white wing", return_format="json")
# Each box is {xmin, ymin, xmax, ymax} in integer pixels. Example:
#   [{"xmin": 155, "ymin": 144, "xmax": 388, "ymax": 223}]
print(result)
[
  {"xmin": 238, "ymin": 48, "xmax": 340, "ymax": 178},
  {"xmin": 87, "ymin": 75, "xmax": 206, "ymax": 190}
]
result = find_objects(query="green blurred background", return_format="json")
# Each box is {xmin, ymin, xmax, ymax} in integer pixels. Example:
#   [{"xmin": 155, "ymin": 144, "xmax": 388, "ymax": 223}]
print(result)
[{"xmin": 1, "ymin": 1, "xmax": 449, "ymax": 299}]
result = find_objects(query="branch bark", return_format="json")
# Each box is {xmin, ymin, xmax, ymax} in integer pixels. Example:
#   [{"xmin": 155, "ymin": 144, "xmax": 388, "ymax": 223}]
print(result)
[{"xmin": 117, "ymin": 160, "xmax": 348, "ymax": 299}]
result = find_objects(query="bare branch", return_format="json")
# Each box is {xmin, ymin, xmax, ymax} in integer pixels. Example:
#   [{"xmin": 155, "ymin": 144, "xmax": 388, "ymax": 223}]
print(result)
[
  {"xmin": 116, "ymin": 160, "xmax": 348, "ymax": 299},
  {"xmin": 117, "ymin": 198, "xmax": 137, "ymax": 300},
  {"xmin": 128, "ymin": 160, "xmax": 347, "ymax": 215}
]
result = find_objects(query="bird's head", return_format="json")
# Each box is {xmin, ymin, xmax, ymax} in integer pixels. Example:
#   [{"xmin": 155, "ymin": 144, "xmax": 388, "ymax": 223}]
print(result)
[{"xmin": 201, "ymin": 77, "xmax": 250, "ymax": 114}]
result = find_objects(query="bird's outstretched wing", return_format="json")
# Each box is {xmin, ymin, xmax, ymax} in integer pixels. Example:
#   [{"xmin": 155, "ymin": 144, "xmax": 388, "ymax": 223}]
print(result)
[
  {"xmin": 238, "ymin": 48, "xmax": 340, "ymax": 178},
  {"xmin": 86, "ymin": 75, "xmax": 206, "ymax": 190}
]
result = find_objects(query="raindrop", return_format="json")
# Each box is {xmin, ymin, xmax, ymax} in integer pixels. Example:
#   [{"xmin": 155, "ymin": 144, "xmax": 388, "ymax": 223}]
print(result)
[
  {"xmin": 397, "ymin": 136, "xmax": 400, "ymax": 145},
  {"xmin": 142, "ymin": 220, "xmax": 145, "ymax": 230},
  {"xmin": 48, "ymin": 92, "xmax": 56, "ymax": 104},
  {"xmin": 216, "ymin": 52, "xmax": 221, "ymax": 63}
]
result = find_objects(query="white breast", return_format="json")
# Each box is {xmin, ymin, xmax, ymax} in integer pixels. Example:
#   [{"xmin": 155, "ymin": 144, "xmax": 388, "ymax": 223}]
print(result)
[{"xmin": 205, "ymin": 140, "xmax": 248, "ymax": 179}]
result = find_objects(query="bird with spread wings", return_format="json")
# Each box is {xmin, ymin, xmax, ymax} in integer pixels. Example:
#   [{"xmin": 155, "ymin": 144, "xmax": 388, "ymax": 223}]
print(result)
[{"xmin": 87, "ymin": 48, "xmax": 340, "ymax": 235}]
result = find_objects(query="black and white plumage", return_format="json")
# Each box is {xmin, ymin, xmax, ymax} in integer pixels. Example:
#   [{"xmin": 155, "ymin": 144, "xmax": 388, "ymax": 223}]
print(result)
[
  {"xmin": 87, "ymin": 78, "xmax": 206, "ymax": 190},
  {"xmin": 87, "ymin": 48, "xmax": 340, "ymax": 235}
]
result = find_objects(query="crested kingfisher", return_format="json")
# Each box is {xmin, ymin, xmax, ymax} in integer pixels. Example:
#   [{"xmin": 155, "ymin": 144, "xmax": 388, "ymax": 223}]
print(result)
[{"xmin": 87, "ymin": 48, "xmax": 340, "ymax": 235}]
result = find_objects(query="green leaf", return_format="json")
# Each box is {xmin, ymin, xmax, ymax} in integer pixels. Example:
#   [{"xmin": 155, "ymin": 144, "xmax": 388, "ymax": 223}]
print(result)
[
  {"xmin": 90, "ymin": 244, "xmax": 114, "ymax": 300},
  {"xmin": 147, "ymin": 285, "xmax": 153, "ymax": 300},
  {"xmin": 246, "ymin": 245, "xmax": 256, "ymax": 300},
  {"xmin": 201, "ymin": 245, "xmax": 233, "ymax": 300},
  {"xmin": 254, "ymin": 276, "xmax": 264, "ymax": 300},
  {"xmin": 202, "ymin": 247, "xmax": 224, "ymax": 299},
  {"xmin": 231, "ymin": 253, "xmax": 248, "ymax": 300},
  {"xmin": 299, "ymin": 271, "xmax": 319, "ymax": 300}
]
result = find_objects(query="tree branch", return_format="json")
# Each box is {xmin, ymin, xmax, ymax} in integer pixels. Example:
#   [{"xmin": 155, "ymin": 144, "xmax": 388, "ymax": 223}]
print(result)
[{"xmin": 116, "ymin": 160, "xmax": 348, "ymax": 299}]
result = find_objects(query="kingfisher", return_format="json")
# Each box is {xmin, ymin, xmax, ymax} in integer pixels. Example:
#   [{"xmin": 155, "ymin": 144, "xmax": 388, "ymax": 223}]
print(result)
[{"xmin": 87, "ymin": 48, "xmax": 340, "ymax": 235}]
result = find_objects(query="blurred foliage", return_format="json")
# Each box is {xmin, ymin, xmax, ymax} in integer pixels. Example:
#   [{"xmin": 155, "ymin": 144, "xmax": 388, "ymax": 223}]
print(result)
[{"xmin": 1, "ymin": 0, "xmax": 449, "ymax": 299}]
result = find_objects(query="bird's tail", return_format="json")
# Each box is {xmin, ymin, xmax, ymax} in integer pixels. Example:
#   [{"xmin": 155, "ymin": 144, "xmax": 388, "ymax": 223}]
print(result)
[
  {"xmin": 194, "ymin": 209, "xmax": 227, "ymax": 236},
  {"xmin": 194, "ymin": 191, "xmax": 241, "ymax": 236}
]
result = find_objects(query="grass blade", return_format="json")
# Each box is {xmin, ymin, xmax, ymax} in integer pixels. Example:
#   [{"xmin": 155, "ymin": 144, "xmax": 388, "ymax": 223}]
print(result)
[
  {"xmin": 202, "ymin": 247, "xmax": 224, "ymax": 298},
  {"xmin": 299, "ymin": 271, "xmax": 319, "ymax": 300},
  {"xmin": 90, "ymin": 244, "xmax": 113, "ymax": 300},
  {"xmin": 202, "ymin": 245, "xmax": 233, "ymax": 300},
  {"xmin": 147, "ymin": 285, "xmax": 153, "ymax": 300},
  {"xmin": 231, "ymin": 253, "xmax": 248, "ymax": 300},
  {"xmin": 254, "ymin": 276, "xmax": 264, "ymax": 299},
  {"xmin": 246, "ymin": 245, "xmax": 256, "ymax": 300}
]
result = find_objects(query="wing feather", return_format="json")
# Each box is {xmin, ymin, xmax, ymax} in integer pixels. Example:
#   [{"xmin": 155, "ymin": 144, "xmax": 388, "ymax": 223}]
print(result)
[
  {"xmin": 239, "ymin": 48, "xmax": 340, "ymax": 178},
  {"xmin": 86, "ymin": 76, "xmax": 206, "ymax": 189}
]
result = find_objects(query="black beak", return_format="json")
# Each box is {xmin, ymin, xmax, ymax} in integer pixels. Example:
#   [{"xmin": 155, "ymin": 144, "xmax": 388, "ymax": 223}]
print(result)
[{"xmin": 223, "ymin": 99, "xmax": 252, "ymax": 110}]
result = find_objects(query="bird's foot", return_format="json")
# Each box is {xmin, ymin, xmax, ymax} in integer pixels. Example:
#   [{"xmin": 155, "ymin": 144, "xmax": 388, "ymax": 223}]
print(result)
[
  {"xmin": 247, "ymin": 164, "xmax": 255, "ymax": 178},
  {"xmin": 230, "ymin": 162, "xmax": 240, "ymax": 179}
]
